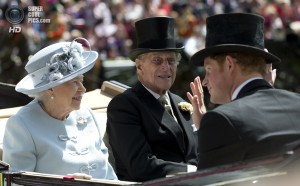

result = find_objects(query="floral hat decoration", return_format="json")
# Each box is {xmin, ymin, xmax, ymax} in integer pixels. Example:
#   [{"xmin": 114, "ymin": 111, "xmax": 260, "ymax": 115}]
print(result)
[{"xmin": 16, "ymin": 38, "xmax": 98, "ymax": 95}]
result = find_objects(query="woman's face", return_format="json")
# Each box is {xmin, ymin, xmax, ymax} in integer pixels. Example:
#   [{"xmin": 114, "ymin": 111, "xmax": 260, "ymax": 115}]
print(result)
[{"xmin": 51, "ymin": 75, "xmax": 86, "ymax": 113}]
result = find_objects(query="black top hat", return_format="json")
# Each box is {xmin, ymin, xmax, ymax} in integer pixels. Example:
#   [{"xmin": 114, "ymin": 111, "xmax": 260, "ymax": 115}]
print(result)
[
  {"xmin": 191, "ymin": 13, "xmax": 281, "ymax": 66},
  {"xmin": 129, "ymin": 16, "xmax": 184, "ymax": 61}
]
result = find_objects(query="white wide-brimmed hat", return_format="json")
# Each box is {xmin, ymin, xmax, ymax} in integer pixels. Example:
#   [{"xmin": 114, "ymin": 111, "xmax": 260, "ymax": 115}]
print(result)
[{"xmin": 16, "ymin": 38, "xmax": 98, "ymax": 95}]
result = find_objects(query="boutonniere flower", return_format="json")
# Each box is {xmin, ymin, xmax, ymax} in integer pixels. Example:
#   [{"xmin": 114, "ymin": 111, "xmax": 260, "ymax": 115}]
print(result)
[{"xmin": 178, "ymin": 102, "xmax": 193, "ymax": 115}]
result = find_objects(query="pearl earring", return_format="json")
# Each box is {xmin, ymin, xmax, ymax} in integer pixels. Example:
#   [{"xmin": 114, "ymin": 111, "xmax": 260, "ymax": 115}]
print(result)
[{"xmin": 51, "ymin": 96, "xmax": 54, "ymax": 100}]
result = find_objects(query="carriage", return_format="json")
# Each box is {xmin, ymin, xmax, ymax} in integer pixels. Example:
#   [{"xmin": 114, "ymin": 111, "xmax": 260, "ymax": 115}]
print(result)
[{"xmin": 0, "ymin": 81, "xmax": 299, "ymax": 185}]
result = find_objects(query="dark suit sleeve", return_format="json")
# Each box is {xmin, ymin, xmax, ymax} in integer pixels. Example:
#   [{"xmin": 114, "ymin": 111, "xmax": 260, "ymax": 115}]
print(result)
[
  {"xmin": 197, "ymin": 111, "xmax": 244, "ymax": 170},
  {"xmin": 106, "ymin": 94, "xmax": 188, "ymax": 181}
]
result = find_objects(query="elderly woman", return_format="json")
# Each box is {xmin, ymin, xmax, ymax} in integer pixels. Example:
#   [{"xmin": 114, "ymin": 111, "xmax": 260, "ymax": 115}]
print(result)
[{"xmin": 3, "ymin": 38, "xmax": 117, "ymax": 180}]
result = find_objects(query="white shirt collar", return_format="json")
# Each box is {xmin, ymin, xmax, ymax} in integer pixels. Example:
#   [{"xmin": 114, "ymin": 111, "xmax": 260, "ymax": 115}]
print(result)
[
  {"xmin": 231, "ymin": 77, "xmax": 262, "ymax": 101},
  {"xmin": 142, "ymin": 84, "xmax": 169, "ymax": 100}
]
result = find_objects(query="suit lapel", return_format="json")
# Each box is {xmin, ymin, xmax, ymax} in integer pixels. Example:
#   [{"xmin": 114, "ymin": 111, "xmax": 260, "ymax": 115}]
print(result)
[
  {"xmin": 133, "ymin": 82, "xmax": 186, "ymax": 153},
  {"xmin": 169, "ymin": 93, "xmax": 195, "ymax": 150}
]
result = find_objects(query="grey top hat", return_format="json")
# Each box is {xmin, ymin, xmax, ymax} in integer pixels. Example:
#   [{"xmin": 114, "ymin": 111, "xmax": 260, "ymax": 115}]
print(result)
[
  {"xmin": 191, "ymin": 13, "xmax": 281, "ymax": 66},
  {"xmin": 16, "ymin": 38, "xmax": 98, "ymax": 95},
  {"xmin": 129, "ymin": 16, "xmax": 184, "ymax": 61}
]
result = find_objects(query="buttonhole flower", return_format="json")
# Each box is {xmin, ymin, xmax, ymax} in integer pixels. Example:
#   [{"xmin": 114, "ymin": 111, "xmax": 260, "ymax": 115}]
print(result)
[{"xmin": 178, "ymin": 102, "xmax": 193, "ymax": 115}]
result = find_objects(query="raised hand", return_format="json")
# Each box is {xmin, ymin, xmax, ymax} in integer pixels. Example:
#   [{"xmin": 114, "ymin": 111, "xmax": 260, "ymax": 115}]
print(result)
[
  {"xmin": 264, "ymin": 48, "xmax": 277, "ymax": 86},
  {"xmin": 187, "ymin": 76, "xmax": 207, "ymax": 130},
  {"xmin": 265, "ymin": 63, "xmax": 277, "ymax": 86}
]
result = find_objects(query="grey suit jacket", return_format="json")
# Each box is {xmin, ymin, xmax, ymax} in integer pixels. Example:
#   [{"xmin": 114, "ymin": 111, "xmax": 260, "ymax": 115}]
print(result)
[
  {"xmin": 106, "ymin": 82, "xmax": 198, "ymax": 181},
  {"xmin": 198, "ymin": 79, "xmax": 300, "ymax": 169}
]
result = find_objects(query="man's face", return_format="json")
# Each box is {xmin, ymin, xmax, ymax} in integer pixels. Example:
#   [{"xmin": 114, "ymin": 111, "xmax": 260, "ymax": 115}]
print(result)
[
  {"xmin": 202, "ymin": 57, "xmax": 232, "ymax": 104},
  {"xmin": 136, "ymin": 51, "xmax": 178, "ymax": 95}
]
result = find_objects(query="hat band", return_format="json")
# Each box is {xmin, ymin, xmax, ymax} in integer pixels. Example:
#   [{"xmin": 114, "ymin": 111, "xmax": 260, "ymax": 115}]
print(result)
[
  {"xmin": 206, "ymin": 41, "xmax": 264, "ymax": 50},
  {"xmin": 30, "ymin": 65, "xmax": 51, "ymax": 88},
  {"xmin": 138, "ymin": 39, "xmax": 176, "ymax": 49}
]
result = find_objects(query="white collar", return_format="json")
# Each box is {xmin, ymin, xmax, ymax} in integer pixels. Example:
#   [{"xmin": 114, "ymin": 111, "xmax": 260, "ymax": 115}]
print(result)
[
  {"xmin": 231, "ymin": 77, "xmax": 262, "ymax": 100},
  {"xmin": 142, "ymin": 84, "xmax": 169, "ymax": 100}
]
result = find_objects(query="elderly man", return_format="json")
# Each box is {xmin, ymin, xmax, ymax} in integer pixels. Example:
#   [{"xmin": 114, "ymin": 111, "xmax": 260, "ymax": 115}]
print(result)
[{"xmin": 106, "ymin": 17, "xmax": 198, "ymax": 181}]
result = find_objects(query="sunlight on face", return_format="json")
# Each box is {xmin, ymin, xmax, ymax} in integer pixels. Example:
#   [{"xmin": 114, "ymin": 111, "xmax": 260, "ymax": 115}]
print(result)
[
  {"xmin": 203, "ymin": 57, "xmax": 230, "ymax": 104},
  {"xmin": 51, "ymin": 75, "xmax": 86, "ymax": 113},
  {"xmin": 137, "ymin": 52, "xmax": 178, "ymax": 95}
]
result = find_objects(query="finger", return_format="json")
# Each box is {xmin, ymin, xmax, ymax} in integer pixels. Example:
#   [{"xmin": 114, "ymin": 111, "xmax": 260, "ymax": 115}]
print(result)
[
  {"xmin": 195, "ymin": 76, "xmax": 204, "ymax": 100},
  {"xmin": 190, "ymin": 81, "xmax": 196, "ymax": 96},
  {"xmin": 272, "ymin": 69, "xmax": 276, "ymax": 74},
  {"xmin": 187, "ymin": 92, "xmax": 193, "ymax": 103},
  {"xmin": 187, "ymin": 92, "xmax": 198, "ymax": 108},
  {"xmin": 190, "ymin": 77, "xmax": 199, "ymax": 96},
  {"xmin": 266, "ymin": 63, "xmax": 272, "ymax": 72},
  {"xmin": 272, "ymin": 69, "xmax": 277, "ymax": 83}
]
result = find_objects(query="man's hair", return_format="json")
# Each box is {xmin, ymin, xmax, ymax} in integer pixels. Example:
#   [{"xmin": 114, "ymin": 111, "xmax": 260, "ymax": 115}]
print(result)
[{"xmin": 210, "ymin": 52, "xmax": 267, "ymax": 76}]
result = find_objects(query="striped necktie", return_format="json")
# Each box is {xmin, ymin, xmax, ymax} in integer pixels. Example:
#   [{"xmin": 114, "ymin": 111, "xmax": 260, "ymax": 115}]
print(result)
[{"xmin": 159, "ymin": 95, "xmax": 178, "ymax": 122}]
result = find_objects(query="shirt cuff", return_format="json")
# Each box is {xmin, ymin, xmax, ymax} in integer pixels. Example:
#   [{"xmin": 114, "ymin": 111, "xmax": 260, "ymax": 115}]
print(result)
[
  {"xmin": 191, "ymin": 124, "xmax": 198, "ymax": 132},
  {"xmin": 187, "ymin": 164, "xmax": 197, "ymax": 172}
]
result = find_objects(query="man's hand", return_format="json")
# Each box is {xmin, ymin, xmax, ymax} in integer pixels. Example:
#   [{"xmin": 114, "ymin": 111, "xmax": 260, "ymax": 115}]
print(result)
[
  {"xmin": 187, "ymin": 76, "xmax": 207, "ymax": 130},
  {"xmin": 264, "ymin": 48, "xmax": 277, "ymax": 86},
  {"xmin": 265, "ymin": 63, "xmax": 277, "ymax": 86}
]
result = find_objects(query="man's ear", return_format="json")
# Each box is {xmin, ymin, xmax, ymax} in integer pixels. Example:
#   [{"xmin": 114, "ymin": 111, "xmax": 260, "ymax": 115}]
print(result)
[
  {"xmin": 225, "ymin": 55, "xmax": 236, "ymax": 72},
  {"xmin": 136, "ymin": 59, "xmax": 142, "ymax": 71}
]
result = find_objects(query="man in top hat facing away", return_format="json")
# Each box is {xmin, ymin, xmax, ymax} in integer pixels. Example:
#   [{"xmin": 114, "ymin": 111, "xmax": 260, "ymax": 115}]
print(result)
[
  {"xmin": 106, "ymin": 17, "xmax": 198, "ymax": 181},
  {"xmin": 187, "ymin": 13, "xmax": 300, "ymax": 170}
]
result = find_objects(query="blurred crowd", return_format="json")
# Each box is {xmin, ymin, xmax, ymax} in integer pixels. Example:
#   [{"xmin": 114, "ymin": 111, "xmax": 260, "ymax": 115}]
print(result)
[{"xmin": 1, "ymin": 0, "xmax": 300, "ymax": 89}]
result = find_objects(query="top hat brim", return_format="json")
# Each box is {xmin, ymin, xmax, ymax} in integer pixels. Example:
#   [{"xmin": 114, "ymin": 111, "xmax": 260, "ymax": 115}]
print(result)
[
  {"xmin": 16, "ymin": 51, "xmax": 98, "ymax": 95},
  {"xmin": 129, "ymin": 47, "xmax": 184, "ymax": 61},
  {"xmin": 191, "ymin": 44, "xmax": 281, "ymax": 66}
]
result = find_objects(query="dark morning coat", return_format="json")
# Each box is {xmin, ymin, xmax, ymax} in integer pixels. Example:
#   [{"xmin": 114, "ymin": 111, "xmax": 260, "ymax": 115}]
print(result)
[
  {"xmin": 106, "ymin": 82, "xmax": 198, "ymax": 181},
  {"xmin": 197, "ymin": 79, "xmax": 300, "ymax": 169}
]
